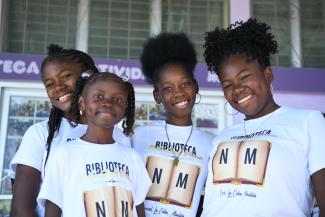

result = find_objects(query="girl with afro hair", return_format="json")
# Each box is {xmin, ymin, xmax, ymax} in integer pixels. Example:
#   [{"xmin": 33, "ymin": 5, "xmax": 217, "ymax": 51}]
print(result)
[
  {"xmin": 132, "ymin": 32, "xmax": 213, "ymax": 217},
  {"xmin": 201, "ymin": 18, "xmax": 325, "ymax": 217}
]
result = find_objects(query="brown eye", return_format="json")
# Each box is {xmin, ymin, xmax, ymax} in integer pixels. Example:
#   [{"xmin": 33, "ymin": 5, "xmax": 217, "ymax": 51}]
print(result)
[
  {"xmin": 94, "ymin": 94, "xmax": 104, "ymax": 100},
  {"xmin": 45, "ymin": 83, "xmax": 54, "ymax": 89},
  {"xmin": 163, "ymin": 86, "xmax": 172, "ymax": 93},
  {"xmin": 221, "ymin": 82, "xmax": 231, "ymax": 90},
  {"xmin": 182, "ymin": 81, "xmax": 191, "ymax": 87}
]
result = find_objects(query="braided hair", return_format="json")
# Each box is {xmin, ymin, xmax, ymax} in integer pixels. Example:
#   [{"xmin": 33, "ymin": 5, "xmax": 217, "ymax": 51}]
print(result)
[
  {"xmin": 140, "ymin": 32, "xmax": 198, "ymax": 91},
  {"xmin": 69, "ymin": 72, "xmax": 135, "ymax": 135},
  {"xmin": 204, "ymin": 18, "xmax": 278, "ymax": 78},
  {"xmin": 41, "ymin": 44, "xmax": 99, "ymax": 165}
]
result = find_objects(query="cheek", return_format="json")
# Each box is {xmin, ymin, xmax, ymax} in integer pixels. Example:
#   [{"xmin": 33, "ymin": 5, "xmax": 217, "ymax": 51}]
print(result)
[
  {"xmin": 67, "ymin": 79, "xmax": 77, "ymax": 89},
  {"xmin": 46, "ymin": 90, "xmax": 55, "ymax": 101},
  {"xmin": 223, "ymin": 89, "xmax": 233, "ymax": 102}
]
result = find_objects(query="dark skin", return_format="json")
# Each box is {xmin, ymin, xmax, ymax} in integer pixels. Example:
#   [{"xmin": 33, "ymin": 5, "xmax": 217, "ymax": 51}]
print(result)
[
  {"xmin": 10, "ymin": 165, "xmax": 40, "ymax": 217},
  {"xmin": 10, "ymin": 61, "xmax": 88, "ymax": 217},
  {"xmin": 153, "ymin": 64, "xmax": 198, "ymax": 126},
  {"xmin": 219, "ymin": 55, "xmax": 279, "ymax": 120},
  {"xmin": 152, "ymin": 64, "xmax": 203, "ymax": 215},
  {"xmin": 45, "ymin": 78, "xmax": 146, "ymax": 217},
  {"xmin": 219, "ymin": 54, "xmax": 325, "ymax": 216},
  {"xmin": 312, "ymin": 169, "xmax": 325, "ymax": 217}
]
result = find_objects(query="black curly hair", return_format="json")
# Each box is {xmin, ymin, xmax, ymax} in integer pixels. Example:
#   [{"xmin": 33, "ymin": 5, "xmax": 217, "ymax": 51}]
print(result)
[
  {"xmin": 204, "ymin": 18, "xmax": 278, "ymax": 77},
  {"xmin": 69, "ymin": 72, "xmax": 135, "ymax": 136},
  {"xmin": 41, "ymin": 44, "xmax": 99, "ymax": 165},
  {"xmin": 140, "ymin": 32, "xmax": 198, "ymax": 90}
]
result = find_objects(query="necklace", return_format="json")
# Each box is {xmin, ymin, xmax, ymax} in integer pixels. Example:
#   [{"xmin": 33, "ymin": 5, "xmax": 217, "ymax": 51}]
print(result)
[
  {"xmin": 243, "ymin": 111, "xmax": 275, "ymax": 136},
  {"xmin": 165, "ymin": 122, "xmax": 193, "ymax": 166}
]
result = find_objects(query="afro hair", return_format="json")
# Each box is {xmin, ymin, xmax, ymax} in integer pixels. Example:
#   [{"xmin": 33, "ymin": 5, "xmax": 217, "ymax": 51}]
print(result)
[
  {"xmin": 204, "ymin": 18, "xmax": 278, "ymax": 77},
  {"xmin": 140, "ymin": 32, "xmax": 197, "ymax": 84}
]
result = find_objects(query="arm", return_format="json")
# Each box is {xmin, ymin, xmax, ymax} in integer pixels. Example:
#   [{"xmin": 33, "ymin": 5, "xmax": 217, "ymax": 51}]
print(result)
[
  {"xmin": 44, "ymin": 200, "xmax": 62, "ymax": 217},
  {"xmin": 136, "ymin": 203, "xmax": 146, "ymax": 217},
  {"xmin": 311, "ymin": 168, "xmax": 325, "ymax": 217},
  {"xmin": 10, "ymin": 164, "xmax": 41, "ymax": 217}
]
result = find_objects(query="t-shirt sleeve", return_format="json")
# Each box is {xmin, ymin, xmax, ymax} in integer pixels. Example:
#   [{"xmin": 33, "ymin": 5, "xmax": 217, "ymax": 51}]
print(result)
[
  {"xmin": 10, "ymin": 122, "xmax": 48, "ymax": 174},
  {"xmin": 37, "ymin": 147, "xmax": 65, "ymax": 210},
  {"xmin": 133, "ymin": 151, "xmax": 151, "ymax": 206},
  {"xmin": 130, "ymin": 128, "xmax": 145, "ymax": 162},
  {"xmin": 307, "ymin": 111, "xmax": 325, "ymax": 175}
]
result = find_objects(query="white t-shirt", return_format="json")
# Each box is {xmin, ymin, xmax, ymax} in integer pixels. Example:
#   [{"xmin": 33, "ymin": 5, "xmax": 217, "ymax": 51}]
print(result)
[
  {"xmin": 132, "ymin": 121, "xmax": 213, "ymax": 217},
  {"xmin": 202, "ymin": 107, "xmax": 325, "ymax": 217},
  {"xmin": 38, "ymin": 139, "xmax": 151, "ymax": 217},
  {"xmin": 10, "ymin": 118, "xmax": 130, "ymax": 216}
]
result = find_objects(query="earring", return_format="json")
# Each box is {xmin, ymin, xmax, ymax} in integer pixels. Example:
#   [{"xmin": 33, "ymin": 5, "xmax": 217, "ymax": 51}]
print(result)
[
  {"xmin": 224, "ymin": 101, "xmax": 239, "ymax": 116},
  {"xmin": 270, "ymin": 84, "xmax": 274, "ymax": 94},
  {"xmin": 155, "ymin": 102, "xmax": 164, "ymax": 113},
  {"xmin": 195, "ymin": 93, "xmax": 201, "ymax": 104},
  {"xmin": 79, "ymin": 110, "xmax": 83, "ymax": 116}
]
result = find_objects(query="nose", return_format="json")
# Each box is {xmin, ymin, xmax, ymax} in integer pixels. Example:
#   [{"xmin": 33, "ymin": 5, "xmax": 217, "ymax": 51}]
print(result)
[
  {"xmin": 55, "ymin": 81, "xmax": 66, "ymax": 91},
  {"xmin": 101, "ymin": 98, "xmax": 113, "ymax": 107},
  {"xmin": 233, "ymin": 81, "xmax": 244, "ymax": 95},
  {"xmin": 173, "ymin": 86, "xmax": 185, "ymax": 98}
]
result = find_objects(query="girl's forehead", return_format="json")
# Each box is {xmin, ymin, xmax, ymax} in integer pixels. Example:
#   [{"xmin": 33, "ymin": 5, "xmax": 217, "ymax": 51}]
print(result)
[{"xmin": 86, "ymin": 78, "xmax": 127, "ymax": 92}]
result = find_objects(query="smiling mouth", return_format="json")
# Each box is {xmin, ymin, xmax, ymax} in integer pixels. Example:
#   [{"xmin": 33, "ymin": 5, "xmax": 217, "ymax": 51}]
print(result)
[
  {"xmin": 237, "ymin": 95, "xmax": 252, "ymax": 104},
  {"xmin": 57, "ymin": 93, "xmax": 71, "ymax": 102},
  {"xmin": 175, "ymin": 100, "xmax": 189, "ymax": 107}
]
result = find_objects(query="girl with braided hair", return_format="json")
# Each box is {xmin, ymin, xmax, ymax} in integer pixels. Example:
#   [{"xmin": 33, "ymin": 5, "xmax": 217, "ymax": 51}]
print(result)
[
  {"xmin": 132, "ymin": 32, "xmax": 213, "ymax": 217},
  {"xmin": 38, "ymin": 72, "xmax": 151, "ymax": 217},
  {"xmin": 10, "ymin": 45, "xmax": 130, "ymax": 217},
  {"xmin": 201, "ymin": 18, "xmax": 325, "ymax": 216}
]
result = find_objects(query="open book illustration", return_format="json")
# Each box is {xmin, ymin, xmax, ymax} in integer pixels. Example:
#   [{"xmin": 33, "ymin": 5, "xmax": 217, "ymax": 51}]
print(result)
[
  {"xmin": 145, "ymin": 156, "xmax": 200, "ymax": 207},
  {"xmin": 84, "ymin": 186, "xmax": 133, "ymax": 217},
  {"xmin": 212, "ymin": 140, "xmax": 271, "ymax": 185}
]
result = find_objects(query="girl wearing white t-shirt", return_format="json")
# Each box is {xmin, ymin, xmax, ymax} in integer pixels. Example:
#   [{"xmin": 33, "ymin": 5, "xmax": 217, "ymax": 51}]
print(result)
[
  {"xmin": 10, "ymin": 45, "xmax": 129, "ymax": 217},
  {"xmin": 202, "ymin": 18, "xmax": 325, "ymax": 217},
  {"xmin": 132, "ymin": 32, "xmax": 213, "ymax": 217},
  {"xmin": 38, "ymin": 72, "xmax": 151, "ymax": 217}
]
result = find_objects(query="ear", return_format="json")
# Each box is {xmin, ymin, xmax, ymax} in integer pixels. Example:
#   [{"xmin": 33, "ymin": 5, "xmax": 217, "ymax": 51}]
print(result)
[
  {"xmin": 263, "ymin": 66, "xmax": 273, "ymax": 85},
  {"xmin": 153, "ymin": 89, "xmax": 161, "ymax": 104},
  {"xmin": 78, "ymin": 96, "xmax": 85, "ymax": 113}
]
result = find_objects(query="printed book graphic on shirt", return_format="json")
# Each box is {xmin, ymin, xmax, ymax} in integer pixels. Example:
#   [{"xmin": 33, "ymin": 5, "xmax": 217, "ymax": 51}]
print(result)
[
  {"xmin": 212, "ymin": 140, "xmax": 271, "ymax": 185},
  {"xmin": 145, "ymin": 156, "xmax": 200, "ymax": 207},
  {"xmin": 84, "ymin": 186, "xmax": 133, "ymax": 217}
]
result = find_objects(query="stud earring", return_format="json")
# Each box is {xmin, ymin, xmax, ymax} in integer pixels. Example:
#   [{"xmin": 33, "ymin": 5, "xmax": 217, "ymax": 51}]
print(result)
[
  {"xmin": 79, "ymin": 110, "xmax": 83, "ymax": 116},
  {"xmin": 270, "ymin": 84, "xmax": 274, "ymax": 94}
]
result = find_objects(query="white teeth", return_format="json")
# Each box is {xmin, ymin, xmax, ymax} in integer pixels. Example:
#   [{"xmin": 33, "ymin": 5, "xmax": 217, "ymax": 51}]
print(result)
[
  {"xmin": 58, "ymin": 93, "xmax": 71, "ymax": 102},
  {"xmin": 176, "ymin": 101, "xmax": 188, "ymax": 106},
  {"xmin": 238, "ymin": 95, "xmax": 252, "ymax": 104}
]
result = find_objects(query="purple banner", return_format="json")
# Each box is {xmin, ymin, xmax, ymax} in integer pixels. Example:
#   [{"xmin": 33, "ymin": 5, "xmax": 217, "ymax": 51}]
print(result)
[{"xmin": 1, "ymin": 53, "xmax": 325, "ymax": 93}]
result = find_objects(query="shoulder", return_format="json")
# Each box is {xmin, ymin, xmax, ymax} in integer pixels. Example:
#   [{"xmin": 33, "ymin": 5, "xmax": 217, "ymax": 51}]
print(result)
[
  {"xmin": 19, "ymin": 120, "xmax": 49, "ymax": 143},
  {"xmin": 118, "ymin": 145, "xmax": 142, "ymax": 159},
  {"xmin": 133, "ymin": 121, "xmax": 164, "ymax": 134},
  {"xmin": 26, "ymin": 120, "xmax": 49, "ymax": 134},
  {"xmin": 277, "ymin": 106, "xmax": 323, "ymax": 122},
  {"xmin": 193, "ymin": 127, "xmax": 215, "ymax": 141}
]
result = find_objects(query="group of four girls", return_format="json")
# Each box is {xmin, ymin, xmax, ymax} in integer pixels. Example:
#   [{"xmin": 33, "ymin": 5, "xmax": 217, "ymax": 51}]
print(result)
[{"xmin": 9, "ymin": 18, "xmax": 325, "ymax": 217}]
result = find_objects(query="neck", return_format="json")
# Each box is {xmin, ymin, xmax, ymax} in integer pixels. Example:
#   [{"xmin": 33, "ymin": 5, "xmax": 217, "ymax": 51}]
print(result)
[
  {"xmin": 166, "ymin": 116, "xmax": 192, "ymax": 126},
  {"xmin": 81, "ymin": 127, "xmax": 115, "ymax": 144},
  {"xmin": 245, "ymin": 100, "xmax": 280, "ymax": 120}
]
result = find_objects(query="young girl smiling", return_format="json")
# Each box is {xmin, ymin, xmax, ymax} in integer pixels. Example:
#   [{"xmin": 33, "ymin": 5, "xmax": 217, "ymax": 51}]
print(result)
[{"xmin": 38, "ymin": 72, "xmax": 151, "ymax": 217}]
